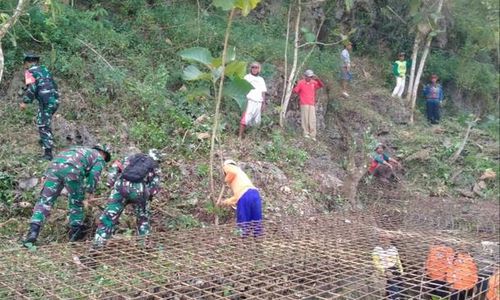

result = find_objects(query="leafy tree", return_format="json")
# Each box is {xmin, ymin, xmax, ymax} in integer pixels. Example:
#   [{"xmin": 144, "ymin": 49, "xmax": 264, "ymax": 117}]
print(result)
[
  {"xmin": 0, "ymin": 0, "xmax": 29, "ymax": 84},
  {"xmin": 179, "ymin": 0, "xmax": 260, "ymax": 205}
]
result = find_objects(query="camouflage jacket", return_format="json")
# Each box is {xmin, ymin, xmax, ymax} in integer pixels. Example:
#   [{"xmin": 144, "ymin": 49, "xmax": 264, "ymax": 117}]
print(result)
[
  {"xmin": 52, "ymin": 147, "xmax": 106, "ymax": 193},
  {"xmin": 107, "ymin": 155, "xmax": 161, "ymax": 196},
  {"xmin": 23, "ymin": 64, "xmax": 59, "ymax": 106}
]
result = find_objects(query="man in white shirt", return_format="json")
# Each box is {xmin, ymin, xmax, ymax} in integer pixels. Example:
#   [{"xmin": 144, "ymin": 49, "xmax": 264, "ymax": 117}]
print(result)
[
  {"xmin": 240, "ymin": 62, "xmax": 267, "ymax": 139},
  {"xmin": 341, "ymin": 42, "xmax": 352, "ymax": 97}
]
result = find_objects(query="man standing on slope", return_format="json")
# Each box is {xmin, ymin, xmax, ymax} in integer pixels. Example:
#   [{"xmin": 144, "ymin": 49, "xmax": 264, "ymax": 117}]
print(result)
[
  {"xmin": 23, "ymin": 144, "xmax": 111, "ymax": 246},
  {"xmin": 293, "ymin": 69, "xmax": 324, "ymax": 141},
  {"xmin": 20, "ymin": 52, "xmax": 60, "ymax": 160},
  {"xmin": 391, "ymin": 52, "xmax": 411, "ymax": 99},
  {"xmin": 341, "ymin": 42, "xmax": 352, "ymax": 97},
  {"xmin": 93, "ymin": 150, "xmax": 161, "ymax": 247},
  {"xmin": 240, "ymin": 62, "xmax": 267, "ymax": 139}
]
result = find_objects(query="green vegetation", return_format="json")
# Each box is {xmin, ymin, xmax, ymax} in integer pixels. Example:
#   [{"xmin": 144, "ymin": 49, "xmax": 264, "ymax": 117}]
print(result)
[{"xmin": 0, "ymin": 0, "xmax": 497, "ymax": 244}]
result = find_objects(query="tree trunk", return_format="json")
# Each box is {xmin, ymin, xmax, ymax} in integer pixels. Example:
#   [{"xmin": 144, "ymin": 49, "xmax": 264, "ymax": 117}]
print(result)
[
  {"xmin": 209, "ymin": 8, "xmax": 235, "ymax": 198},
  {"xmin": 409, "ymin": 34, "xmax": 432, "ymax": 124},
  {"xmin": 280, "ymin": 0, "xmax": 301, "ymax": 128},
  {"xmin": 280, "ymin": 5, "xmax": 292, "ymax": 110},
  {"xmin": 406, "ymin": 34, "xmax": 421, "ymax": 106},
  {"xmin": 0, "ymin": 0, "xmax": 29, "ymax": 84},
  {"xmin": 409, "ymin": 0, "xmax": 445, "ymax": 124}
]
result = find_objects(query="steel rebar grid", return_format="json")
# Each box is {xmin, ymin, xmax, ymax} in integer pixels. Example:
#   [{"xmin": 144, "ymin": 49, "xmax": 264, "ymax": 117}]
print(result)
[{"xmin": 0, "ymin": 212, "xmax": 498, "ymax": 299}]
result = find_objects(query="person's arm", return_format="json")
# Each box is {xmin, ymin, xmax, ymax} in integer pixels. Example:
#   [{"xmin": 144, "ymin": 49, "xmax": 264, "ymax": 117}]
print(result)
[
  {"xmin": 392, "ymin": 62, "xmax": 400, "ymax": 77},
  {"xmin": 315, "ymin": 78, "xmax": 324, "ymax": 89},
  {"xmin": 438, "ymin": 85, "xmax": 444, "ymax": 102},
  {"xmin": 292, "ymin": 81, "xmax": 301, "ymax": 94},
  {"xmin": 422, "ymin": 84, "xmax": 429, "ymax": 98},
  {"xmin": 106, "ymin": 160, "xmax": 121, "ymax": 187},
  {"xmin": 222, "ymin": 195, "xmax": 238, "ymax": 207},
  {"xmin": 372, "ymin": 249, "xmax": 386, "ymax": 275},
  {"xmin": 86, "ymin": 159, "xmax": 105, "ymax": 194},
  {"xmin": 389, "ymin": 157, "xmax": 401, "ymax": 167},
  {"xmin": 396, "ymin": 255, "xmax": 404, "ymax": 275},
  {"xmin": 147, "ymin": 167, "xmax": 161, "ymax": 196},
  {"xmin": 406, "ymin": 59, "xmax": 412, "ymax": 70}
]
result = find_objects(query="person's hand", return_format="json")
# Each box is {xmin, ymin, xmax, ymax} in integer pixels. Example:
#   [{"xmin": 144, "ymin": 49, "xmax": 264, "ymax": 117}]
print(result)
[{"xmin": 20, "ymin": 103, "xmax": 27, "ymax": 110}]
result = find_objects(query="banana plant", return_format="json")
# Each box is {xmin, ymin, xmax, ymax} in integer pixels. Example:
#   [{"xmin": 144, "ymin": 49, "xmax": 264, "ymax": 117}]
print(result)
[
  {"xmin": 179, "ymin": 0, "xmax": 261, "ymax": 206},
  {"xmin": 178, "ymin": 46, "xmax": 252, "ymax": 111}
]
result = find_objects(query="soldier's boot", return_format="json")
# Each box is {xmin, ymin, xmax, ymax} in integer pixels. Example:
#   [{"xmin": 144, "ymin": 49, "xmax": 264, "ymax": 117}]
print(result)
[
  {"xmin": 42, "ymin": 148, "xmax": 53, "ymax": 161},
  {"xmin": 23, "ymin": 223, "xmax": 41, "ymax": 247},
  {"xmin": 69, "ymin": 225, "xmax": 86, "ymax": 242}
]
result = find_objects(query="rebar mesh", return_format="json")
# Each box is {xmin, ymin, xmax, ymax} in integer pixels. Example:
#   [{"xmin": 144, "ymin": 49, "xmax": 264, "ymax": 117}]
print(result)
[{"xmin": 0, "ymin": 211, "xmax": 498, "ymax": 299}]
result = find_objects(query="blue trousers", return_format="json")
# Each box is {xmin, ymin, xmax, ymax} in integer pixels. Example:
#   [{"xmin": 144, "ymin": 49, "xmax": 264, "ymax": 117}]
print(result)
[
  {"xmin": 236, "ymin": 189, "xmax": 263, "ymax": 237},
  {"xmin": 426, "ymin": 99, "xmax": 441, "ymax": 124}
]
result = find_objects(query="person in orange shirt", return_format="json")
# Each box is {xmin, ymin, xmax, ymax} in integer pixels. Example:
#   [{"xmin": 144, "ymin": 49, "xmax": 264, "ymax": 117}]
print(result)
[
  {"xmin": 426, "ymin": 244, "xmax": 455, "ymax": 298},
  {"xmin": 217, "ymin": 160, "xmax": 262, "ymax": 237},
  {"xmin": 446, "ymin": 252, "xmax": 478, "ymax": 300},
  {"xmin": 486, "ymin": 269, "xmax": 499, "ymax": 300}
]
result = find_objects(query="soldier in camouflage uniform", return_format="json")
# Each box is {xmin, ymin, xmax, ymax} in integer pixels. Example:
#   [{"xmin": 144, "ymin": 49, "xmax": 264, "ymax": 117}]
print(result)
[
  {"xmin": 20, "ymin": 53, "xmax": 59, "ymax": 160},
  {"xmin": 23, "ymin": 145, "xmax": 111, "ymax": 246},
  {"xmin": 93, "ymin": 150, "xmax": 161, "ymax": 247}
]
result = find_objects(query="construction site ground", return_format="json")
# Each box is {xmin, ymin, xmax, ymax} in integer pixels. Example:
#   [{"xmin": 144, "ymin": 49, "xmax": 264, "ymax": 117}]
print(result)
[{"xmin": 0, "ymin": 199, "xmax": 498, "ymax": 300}]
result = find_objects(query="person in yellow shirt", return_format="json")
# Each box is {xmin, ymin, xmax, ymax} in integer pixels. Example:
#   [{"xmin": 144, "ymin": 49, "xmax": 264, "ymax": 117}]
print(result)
[
  {"xmin": 372, "ymin": 232, "xmax": 404, "ymax": 299},
  {"xmin": 217, "ymin": 160, "xmax": 263, "ymax": 237}
]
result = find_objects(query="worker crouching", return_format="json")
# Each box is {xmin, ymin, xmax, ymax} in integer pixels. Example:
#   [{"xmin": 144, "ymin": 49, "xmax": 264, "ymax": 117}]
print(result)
[{"xmin": 218, "ymin": 160, "xmax": 263, "ymax": 238}]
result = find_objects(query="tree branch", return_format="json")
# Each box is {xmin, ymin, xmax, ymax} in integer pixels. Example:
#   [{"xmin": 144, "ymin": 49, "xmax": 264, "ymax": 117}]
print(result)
[
  {"xmin": 449, "ymin": 117, "xmax": 480, "ymax": 163},
  {"xmin": 0, "ymin": 0, "xmax": 28, "ymax": 39}
]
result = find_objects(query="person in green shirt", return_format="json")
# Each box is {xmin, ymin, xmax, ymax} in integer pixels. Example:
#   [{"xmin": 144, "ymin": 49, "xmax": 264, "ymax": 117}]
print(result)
[{"xmin": 391, "ymin": 52, "xmax": 411, "ymax": 99}]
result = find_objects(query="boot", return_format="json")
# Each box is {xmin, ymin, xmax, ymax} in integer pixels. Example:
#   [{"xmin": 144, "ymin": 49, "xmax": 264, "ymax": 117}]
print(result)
[
  {"xmin": 69, "ymin": 225, "xmax": 86, "ymax": 242},
  {"xmin": 42, "ymin": 148, "xmax": 53, "ymax": 161},
  {"xmin": 23, "ymin": 223, "xmax": 41, "ymax": 246}
]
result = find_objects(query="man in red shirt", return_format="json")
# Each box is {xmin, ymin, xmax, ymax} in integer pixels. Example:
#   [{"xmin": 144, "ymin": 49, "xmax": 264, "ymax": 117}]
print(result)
[{"xmin": 292, "ymin": 69, "xmax": 324, "ymax": 140}]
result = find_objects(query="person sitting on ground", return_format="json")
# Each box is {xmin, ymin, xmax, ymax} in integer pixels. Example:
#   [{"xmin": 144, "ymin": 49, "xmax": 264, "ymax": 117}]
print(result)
[
  {"xmin": 93, "ymin": 149, "xmax": 161, "ymax": 248},
  {"xmin": 292, "ymin": 69, "xmax": 324, "ymax": 141},
  {"xmin": 423, "ymin": 74, "xmax": 444, "ymax": 125},
  {"xmin": 368, "ymin": 143, "xmax": 401, "ymax": 183},
  {"xmin": 23, "ymin": 144, "xmax": 111, "ymax": 246},
  {"xmin": 217, "ymin": 160, "xmax": 263, "ymax": 237},
  {"xmin": 372, "ymin": 232, "xmax": 405, "ymax": 300},
  {"xmin": 240, "ymin": 62, "xmax": 267, "ymax": 139}
]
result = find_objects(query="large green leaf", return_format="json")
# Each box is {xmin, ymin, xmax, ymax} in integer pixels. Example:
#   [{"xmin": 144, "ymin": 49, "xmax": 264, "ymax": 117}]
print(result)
[
  {"xmin": 224, "ymin": 77, "xmax": 253, "ymax": 111},
  {"xmin": 213, "ymin": 0, "xmax": 235, "ymax": 11},
  {"xmin": 182, "ymin": 65, "xmax": 211, "ymax": 81},
  {"xmin": 178, "ymin": 47, "xmax": 214, "ymax": 68},
  {"xmin": 225, "ymin": 61, "xmax": 247, "ymax": 78},
  {"xmin": 212, "ymin": 46, "xmax": 237, "ymax": 68},
  {"xmin": 234, "ymin": 0, "xmax": 261, "ymax": 16}
]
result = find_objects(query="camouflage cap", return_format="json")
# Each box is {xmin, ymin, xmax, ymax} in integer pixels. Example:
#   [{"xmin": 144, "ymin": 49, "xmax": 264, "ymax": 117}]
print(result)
[{"xmin": 93, "ymin": 144, "xmax": 112, "ymax": 162}]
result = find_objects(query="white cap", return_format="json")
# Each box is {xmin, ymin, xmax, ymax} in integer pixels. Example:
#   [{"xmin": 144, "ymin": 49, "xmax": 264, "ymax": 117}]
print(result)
[
  {"xmin": 304, "ymin": 69, "xmax": 315, "ymax": 77},
  {"xmin": 223, "ymin": 159, "xmax": 237, "ymax": 166}
]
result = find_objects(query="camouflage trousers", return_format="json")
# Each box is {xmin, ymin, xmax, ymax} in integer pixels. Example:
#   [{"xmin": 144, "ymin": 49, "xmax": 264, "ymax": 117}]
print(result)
[
  {"xmin": 36, "ymin": 101, "xmax": 58, "ymax": 150},
  {"xmin": 30, "ymin": 165, "xmax": 85, "ymax": 227},
  {"xmin": 94, "ymin": 180, "xmax": 151, "ymax": 246}
]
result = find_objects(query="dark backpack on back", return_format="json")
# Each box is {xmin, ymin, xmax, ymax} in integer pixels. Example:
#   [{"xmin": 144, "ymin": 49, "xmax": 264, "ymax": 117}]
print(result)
[{"xmin": 121, "ymin": 154, "xmax": 158, "ymax": 183}]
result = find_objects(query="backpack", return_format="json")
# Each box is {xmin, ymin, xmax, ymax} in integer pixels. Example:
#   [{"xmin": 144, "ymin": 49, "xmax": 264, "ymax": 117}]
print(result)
[{"xmin": 121, "ymin": 154, "xmax": 158, "ymax": 183}]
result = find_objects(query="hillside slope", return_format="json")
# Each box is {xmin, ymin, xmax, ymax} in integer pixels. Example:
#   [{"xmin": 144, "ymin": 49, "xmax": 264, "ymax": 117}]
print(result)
[{"xmin": 0, "ymin": 1, "xmax": 498, "ymax": 246}]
